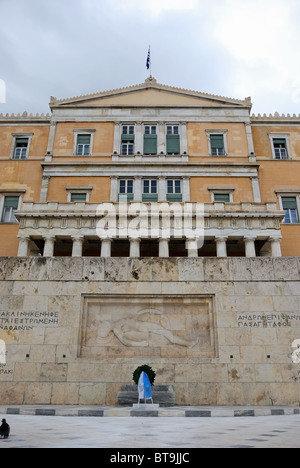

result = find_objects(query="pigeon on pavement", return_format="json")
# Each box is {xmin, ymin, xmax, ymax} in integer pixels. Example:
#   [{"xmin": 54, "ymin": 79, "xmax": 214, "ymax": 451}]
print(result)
[{"xmin": 0, "ymin": 419, "xmax": 10, "ymax": 439}]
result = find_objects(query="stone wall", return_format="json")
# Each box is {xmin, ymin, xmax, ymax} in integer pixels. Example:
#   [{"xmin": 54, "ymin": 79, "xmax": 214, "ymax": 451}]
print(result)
[{"xmin": 0, "ymin": 256, "xmax": 300, "ymax": 406}]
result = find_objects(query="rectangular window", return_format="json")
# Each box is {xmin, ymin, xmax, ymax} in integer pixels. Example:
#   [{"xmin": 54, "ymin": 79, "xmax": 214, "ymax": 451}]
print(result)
[
  {"xmin": 121, "ymin": 142, "xmax": 134, "ymax": 155},
  {"xmin": 167, "ymin": 126, "xmax": 179, "ymax": 135},
  {"xmin": 214, "ymin": 193, "xmax": 230, "ymax": 202},
  {"xmin": 167, "ymin": 180, "xmax": 182, "ymax": 202},
  {"xmin": 77, "ymin": 134, "xmax": 91, "ymax": 155},
  {"xmin": 273, "ymin": 138, "xmax": 288, "ymax": 160},
  {"xmin": 119, "ymin": 179, "xmax": 134, "ymax": 201},
  {"xmin": 144, "ymin": 126, "xmax": 157, "ymax": 135},
  {"xmin": 14, "ymin": 138, "xmax": 28, "ymax": 159},
  {"xmin": 1, "ymin": 196, "xmax": 19, "ymax": 223},
  {"xmin": 282, "ymin": 197, "xmax": 299, "ymax": 223},
  {"xmin": 144, "ymin": 125, "xmax": 157, "ymax": 155},
  {"xmin": 143, "ymin": 179, "xmax": 158, "ymax": 202},
  {"xmin": 70, "ymin": 193, "xmax": 87, "ymax": 202},
  {"xmin": 210, "ymin": 135, "xmax": 225, "ymax": 156},
  {"xmin": 121, "ymin": 125, "xmax": 135, "ymax": 155},
  {"xmin": 166, "ymin": 126, "xmax": 180, "ymax": 155},
  {"xmin": 122, "ymin": 125, "xmax": 135, "ymax": 135}
]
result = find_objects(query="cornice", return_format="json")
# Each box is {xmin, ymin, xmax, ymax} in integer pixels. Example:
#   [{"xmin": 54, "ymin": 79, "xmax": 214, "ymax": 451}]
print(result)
[
  {"xmin": 0, "ymin": 111, "xmax": 51, "ymax": 123},
  {"xmin": 50, "ymin": 78, "xmax": 252, "ymax": 108},
  {"xmin": 251, "ymin": 112, "xmax": 300, "ymax": 123}
]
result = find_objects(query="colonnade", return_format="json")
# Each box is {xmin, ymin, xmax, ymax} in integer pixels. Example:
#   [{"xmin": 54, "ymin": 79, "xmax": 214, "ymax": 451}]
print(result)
[{"xmin": 17, "ymin": 234, "xmax": 282, "ymax": 258}]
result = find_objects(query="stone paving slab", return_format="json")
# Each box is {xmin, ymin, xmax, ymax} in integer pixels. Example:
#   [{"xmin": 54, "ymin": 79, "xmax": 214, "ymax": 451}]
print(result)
[
  {"xmin": 0, "ymin": 405, "xmax": 299, "ymax": 418},
  {"xmin": 1, "ymin": 413, "xmax": 300, "ymax": 448}
]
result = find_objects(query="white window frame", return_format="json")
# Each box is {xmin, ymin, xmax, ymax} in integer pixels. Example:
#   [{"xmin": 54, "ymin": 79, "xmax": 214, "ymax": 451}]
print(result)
[
  {"xmin": 111, "ymin": 176, "xmax": 190, "ymax": 203},
  {"xmin": 269, "ymin": 133, "xmax": 291, "ymax": 160},
  {"xmin": 206, "ymin": 129, "xmax": 228, "ymax": 156},
  {"xmin": 73, "ymin": 130, "xmax": 95, "ymax": 156},
  {"xmin": 10, "ymin": 133, "xmax": 33, "ymax": 159},
  {"xmin": 208, "ymin": 187, "xmax": 235, "ymax": 203},
  {"xmin": 166, "ymin": 125, "xmax": 179, "ymax": 135},
  {"xmin": 121, "ymin": 141, "xmax": 134, "ymax": 156},
  {"xmin": 0, "ymin": 193, "xmax": 22, "ymax": 223},
  {"xmin": 167, "ymin": 179, "xmax": 182, "ymax": 195},
  {"xmin": 66, "ymin": 187, "xmax": 93, "ymax": 203},
  {"xmin": 144, "ymin": 125, "xmax": 157, "ymax": 135},
  {"xmin": 121, "ymin": 124, "xmax": 135, "ymax": 155},
  {"xmin": 143, "ymin": 179, "xmax": 158, "ymax": 194},
  {"xmin": 278, "ymin": 192, "xmax": 300, "ymax": 224},
  {"xmin": 119, "ymin": 179, "xmax": 134, "ymax": 195},
  {"xmin": 122, "ymin": 125, "xmax": 135, "ymax": 135}
]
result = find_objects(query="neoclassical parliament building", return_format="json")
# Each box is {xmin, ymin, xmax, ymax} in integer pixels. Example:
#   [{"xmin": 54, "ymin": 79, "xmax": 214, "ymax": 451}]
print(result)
[{"xmin": 0, "ymin": 78, "xmax": 300, "ymax": 407}]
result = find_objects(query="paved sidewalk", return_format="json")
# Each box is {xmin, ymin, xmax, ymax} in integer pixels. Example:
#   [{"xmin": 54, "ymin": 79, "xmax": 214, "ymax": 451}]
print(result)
[
  {"xmin": 0, "ymin": 412, "xmax": 300, "ymax": 448},
  {"xmin": 0, "ymin": 404, "xmax": 299, "ymax": 418}
]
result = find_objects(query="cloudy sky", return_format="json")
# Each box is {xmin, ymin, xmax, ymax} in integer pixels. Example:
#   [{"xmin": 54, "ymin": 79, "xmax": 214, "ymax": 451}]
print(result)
[{"xmin": 0, "ymin": 0, "xmax": 300, "ymax": 116}]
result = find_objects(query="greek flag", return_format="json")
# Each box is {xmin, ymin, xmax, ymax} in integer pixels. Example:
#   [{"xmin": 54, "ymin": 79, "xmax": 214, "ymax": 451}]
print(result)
[
  {"xmin": 146, "ymin": 47, "xmax": 151, "ymax": 70},
  {"xmin": 138, "ymin": 371, "xmax": 152, "ymax": 401}
]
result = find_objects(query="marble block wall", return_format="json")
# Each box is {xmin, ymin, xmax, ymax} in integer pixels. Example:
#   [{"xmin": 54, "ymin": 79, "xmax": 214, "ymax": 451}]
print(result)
[{"xmin": 0, "ymin": 257, "xmax": 300, "ymax": 406}]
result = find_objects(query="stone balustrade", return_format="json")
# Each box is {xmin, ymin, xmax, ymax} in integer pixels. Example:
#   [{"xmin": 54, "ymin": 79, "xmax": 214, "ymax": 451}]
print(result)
[{"xmin": 15, "ymin": 201, "xmax": 285, "ymax": 258}]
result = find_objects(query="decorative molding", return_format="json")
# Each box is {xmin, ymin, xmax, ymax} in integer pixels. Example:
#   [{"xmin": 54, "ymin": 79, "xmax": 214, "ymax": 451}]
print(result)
[
  {"xmin": 0, "ymin": 112, "xmax": 50, "ymax": 121},
  {"xmin": 50, "ymin": 78, "xmax": 252, "ymax": 108},
  {"xmin": 252, "ymin": 113, "xmax": 300, "ymax": 122}
]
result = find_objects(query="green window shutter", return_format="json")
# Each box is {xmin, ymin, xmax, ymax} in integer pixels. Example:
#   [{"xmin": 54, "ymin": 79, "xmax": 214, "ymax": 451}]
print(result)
[
  {"xmin": 167, "ymin": 194, "xmax": 183, "ymax": 202},
  {"xmin": 77, "ymin": 134, "xmax": 91, "ymax": 144},
  {"xmin": 118, "ymin": 194, "xmax": 134, "ymax": 202},
  {"xmin": 166, "ymin": 135, "xmax": 180, "ymax": 154},
  {"xmin": 282, "ymin": 197, "xmax": 297, "ymax": 209},
  {"xmin": 121, "ymin": 134, "xmax": 135, "ymax": 142},
  {"xmin": 273, "ymin": 139, "xmax": 286, "ymax": 146},
  {"xmin": 214, "ymin": 193, "xmax": 230, "ymax": 202},
  {"xmin": 210, "ymin": 135, "xmax": 224, "ymax": 149},
  {"xmin": 142, "ymin": 194, "xmax": 158, "ymax": 202},
  {"xmin": 15, "ymin": 138, "xmax": 28, "ymax": 145},
  {"xmin": 4, "ymin": 196, "xmax": 19, "ymax": 208},
  {"xmin": 144, "ymin": 135, "xmax": 157, "ymax": 155},
  {"xmin": 70, "ymin": 193, "xmax": 87, "ymax": 202}
]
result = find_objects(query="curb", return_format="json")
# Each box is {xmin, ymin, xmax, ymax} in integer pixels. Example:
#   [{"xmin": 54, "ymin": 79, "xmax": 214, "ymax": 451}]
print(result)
[{"xmin": 1, "ymin": 406, "xmax": 300, "ymax": 418}]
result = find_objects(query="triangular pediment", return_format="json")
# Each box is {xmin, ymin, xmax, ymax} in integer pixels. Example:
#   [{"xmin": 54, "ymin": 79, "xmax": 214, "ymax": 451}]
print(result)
[{"xmin": 50, "ymin": 78, "xmax": 252, "ymax": 109}]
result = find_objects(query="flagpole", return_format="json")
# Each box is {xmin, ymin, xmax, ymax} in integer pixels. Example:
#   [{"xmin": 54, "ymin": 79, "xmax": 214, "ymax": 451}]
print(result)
[{"xmin": 146, "ymin": 45, "xmax": 152, "ymax": 78}]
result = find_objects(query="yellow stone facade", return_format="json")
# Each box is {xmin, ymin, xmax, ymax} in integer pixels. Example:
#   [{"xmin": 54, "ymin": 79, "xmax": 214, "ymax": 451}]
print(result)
[
  {"xmin": 1, "ymin": 80, "xmax": 300, "ymax": 407},
  {"xmin": 0, "ymin": 78, "xmax": 299, "ymax": 258}
]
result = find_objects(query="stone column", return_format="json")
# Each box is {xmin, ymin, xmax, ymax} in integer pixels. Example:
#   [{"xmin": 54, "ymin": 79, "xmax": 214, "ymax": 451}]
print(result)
[
  {"xmin": 180, "ymin": 121, "xmax": 188, "ymax": 154},
  {"xmin": 17, "ymin": 236, "xmax": 30, "ymax": 257},
  {"xmin": 158, "ymin": 177, "xmax": 166, "ymax": 202},
  {"xmin": 110, "ymin": 176, "xmax": 118, "ymax": 202},
  {"xmin": 43, "ymin": 236, "xmax": 55, "ymax": 257},
  {"xmin": 46, "ymin": 122, "xmax": 56, "ymax": 155},
  {"xmin": 113, "ymin": 123, "xmax": 121, "ymax": 154},
  {"xmin": 270, "ymin": 236, "xmax": 282, "ymax": 257},
  {"xmin": 158, "ymin": 122, "xmax": 166, "ymax": 154},
  {"xmin": 72, "ymin": 236, "xmax": 84, "ymax": 257},
  {"xmin": 135, "ymin": 123, "xmax": 143, "ymax": 155},
  {"xmin": 251, "ymin": 176, "xmax": 262, "ymax": 203},
  {"xmin": 245, "ymin": 122, "xmax": 255, "ymax": 156},
  {"xmin": 182, "ymin": 176, "xmax": 190, "ymax": 202},
  {"xmin": 215, "ymin": 236, "xmax": 228, "ymax": 257},
  {"xmin": 40, "ymin": 175, "xmax": 50, "ymax": 202},
  {"xmin": 129, "ymin": 238, "xmax": 141, "ymax": 258},
  {"xmin": 134, "ymin": 177, "xmax": 142, "ymax": 201},
  {"xmin": 101, "ymin": 238, "xmax": 112, "ymax": 257},
  {"xmin": 186, "ymin": 238, "xmax": 198, "ymax": 258},
  {"xmin": 244, "ymin": 236, "xmax": 256, "ymax": 257},
  {"xmin": 159, "ymin": 238, "xmax": 169, "ymax": 257}
]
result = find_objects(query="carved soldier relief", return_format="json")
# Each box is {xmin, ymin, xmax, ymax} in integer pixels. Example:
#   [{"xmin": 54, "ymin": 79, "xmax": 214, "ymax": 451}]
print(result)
[{"xmin": 80, "ymin": 295, "xmax": 216, "ymax": 358}]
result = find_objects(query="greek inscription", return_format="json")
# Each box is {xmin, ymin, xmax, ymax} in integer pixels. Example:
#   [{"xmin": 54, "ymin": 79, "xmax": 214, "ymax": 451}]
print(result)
[
  {"xmin": 0, "ymin": 364, "xmax": 13, "ymax": 376},
  {"xmin": 237, "ymin": 313, "xmax": 300, "ymax": 328},
  {"xmin": 0, "ymin": 311, "xmax": 60, "ymax": 331}
]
